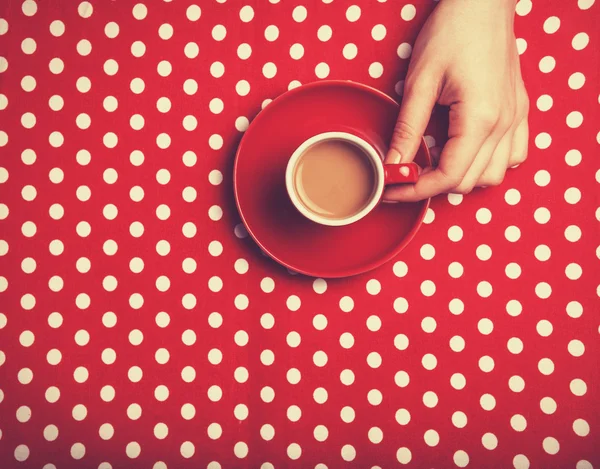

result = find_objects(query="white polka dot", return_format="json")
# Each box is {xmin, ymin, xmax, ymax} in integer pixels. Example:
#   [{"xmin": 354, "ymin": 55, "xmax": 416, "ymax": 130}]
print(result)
[
  {"xmin": 535, "ymin": 132, "xmax": 552, "ymax": 149},
  {"xmin": 49, "ymin": 20, "xmax": 65, "ymax": 36},
  {"xmin": 505, "ymin": 262, "xmax": 521, "ymax": 279},
  {"xmin": 184, "ymin": 42, "xmax": 199, "ymax": 59},
  {"xmin": 477, "ymin": 281, "xmax": 493, "ymax": 298},
  {"xmin": 158, "ymin": 23, "xmax": 173, "ymax": 40},
  {"xmin": 422, "ymin": 353, "xmax": 437, "ymax": 370},
  {"xmin": 480, "ymin": 393, "xmax": 496, "ymax": 411},
  {"xmin": 479, "ymin": 355, "xmax": 495, "ymax": 372},
  {"xmin": 539, "ymin": 56, "xmax": 556, "ymax": 73},
  {"xmin": 369, "ymin": 62, "xmax": 383, "ymax": 78},
  {"xmin": 339, "ymin": 296, "xmax": 354, "ymax": 312},
  {"xmin": 447, "ymin": 261, "xmax": 463, "ymax": 278},
  {"xmin": 505, "ymin": 225, "xmax": 521, "ymax": 242},
  {"xmin": 74, "ymin": 77, "xmax": 92, "ymax": 94},
  {"xmin": 371, "ymin": 24, "xmax": 386, "ymax": 41},
  {"xmin": 568, "ymin": 339, "xmax": 585, "ymax": 357},
  {"xmin": 103, "ymin": 59, "xmax": 119, "ymax": 76},
  {"xmin": 287, "ymin": 405, "xmax": 302, "ymax": 422},
  {"xmin": 157, "ymin": 60, "xmax": 172, "ymax": 77},
  {"xmin": 573, "ymin": 418, "xmax": 590, "ymax": 436},
  {"xmin": 186, "ymin": 4, "xmax": 201, "ymax": 21},
  {"xmin": 543, "ymin": 16, "xmax": 560, "ymax": 34},
  {"xmin": 449, "ymin": 298, "xmax": 464, "ymax": 315},
  {"xmin": 572, "ymin": 33, "xmax": 589, "ymax": 52},
  {"xmin": 397, "ymin": 42, "xmax": 412, "ymax": 59},
  {"xmin": 212, "ymin": 24, "xmax": 226, "ymax": 41},
  {"xmin": 565, "ymin": 150, "xmax": 583, "ymax": 168},
  {"xmin": 76, "ymin": 39, "xmax": 93, "ymax": 57},
  {"xmin": 423, "ymin": 391, "xmax": 438, "ymax": 408},
  {"xmin": 570, "ymin": 378, "xmax": 587, "ymax": 396},
  {"xmin": 423, "ymin": 429, "xmax": 439, "ymax": 447},
  {"xmin": 536, "ymin": 94, "xmax": 553, "ymax": 112},
  {"xmin": 477, "ymin": 318, "xmax": 494, "ymax": 335},
  {"xmin": 180, "ymin": 441, "xmax": 195, "ymax": 458},
  {"xmin": 131, "ymin": 3, "xmax": 147, "ymax": 20},
  {"xmin": 264, "ymin": 24, "xmax": 279, "ymax": 41},
  {"xmin": 287, "ymin": 443, "xmax": 302, "ymax": 460},
  {"xmin": 507, "ymin": 337, "xmax": 524, "ymax": 354},
  {"xmin": 317, "ymin": 25, "xmax": 333, "ymax": 41},
  {"xmin": 538, "ymin": 357, "xmax": 555, "ymax": 375},
  {"xmin": 421, "ymin": 317, "xmax": 436, "ymax": 333},
  {"xmin": 578, "ymin": 0, "xmax": 595, "ymax": 9},
  {"xmin": 515, "ymin": 37, "xmax": 528, "ymax": 55},
  {"xmin": 340, "ymin": 332, "xmax": 354, "ymax": 349},
  {"xmin": 576, "ymin": 461, "xmax": 593, "ymax": 469},
  {"xmin": 534, "ymin": 207, "xmax": 551, "ymax": 225},
  {"xmin": 396, "ymin": 447, "xmax": 412, "ymax": 464},
  {"xmin": 239, "ymin": 5, "xmax": 254, "ymax": 22},
  {"xmin": 131, "ymin": 40, "xmax": 146, "ymax": 57},
  {"xmin": 542, "ymin": 437, "xmax": 559, "ymax": 455},
  {"xmin": 209, "ymin": 134, "xmax": 223, "ymax": 150},
  {"xmin": 562, "ymin": 225, "xmax": 582, "ymax": 245},
  {"xmin": 504, "ymin": 188, "xmax": 521, "ymax": 205},
  {"xmin": 567, "ymin": 111, "xmax": 584, "ymax": 128},
  {"xmin": 49, "ymin": 240, "xmax": 64, "ymax": 256},
  {"xmin": 401, "ymin": 4, "xmax": 416, "ymax": 20},
  {"xmin": 565, "ymin": 262, "xmax": 583, "ymax": 280},
  {"xmin": 125, "ymin": 441, "xmax": 141, "ymax": 459},
  {"xmin": 104, "ymin": 21, "xmax": 119, "ymax": 38},
  {"xmin": 14, "ymin": 444, "xmax": 30, "ymax": 462},
  {"xmin": 21, "ymin": 37, "xmax": 37, "ymax": 55},
  {"xmin": 74, "ymin": 366, "xmax": 89, "ymax": 383},
  {"xmin": 449, "ymin": 336, "xmax": 465, "ymax": 352},
  {"xmin": 536, "ymin": 319, "xmax": 553, "ymax": 337},
  {"xmin": 565, "ymin": 187, "xmax": 582, "ymax": 204}
]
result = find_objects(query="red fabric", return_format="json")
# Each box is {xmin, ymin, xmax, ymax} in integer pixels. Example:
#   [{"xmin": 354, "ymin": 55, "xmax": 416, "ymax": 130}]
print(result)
[{"xmin": 0, "ymin": 0, "xmax": 598, "ymax": 468}]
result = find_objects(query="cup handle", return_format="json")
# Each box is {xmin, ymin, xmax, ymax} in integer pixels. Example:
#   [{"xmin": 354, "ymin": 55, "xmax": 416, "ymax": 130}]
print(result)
[{"xmin": 383, "ymin": 163, "xmax": 420, "ymax": 185}]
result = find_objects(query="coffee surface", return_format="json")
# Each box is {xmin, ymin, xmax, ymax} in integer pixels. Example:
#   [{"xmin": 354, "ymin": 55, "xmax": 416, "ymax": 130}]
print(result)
[{"xmin": 294, "ymin": 140, "xmax": 376, "ymax": 220}]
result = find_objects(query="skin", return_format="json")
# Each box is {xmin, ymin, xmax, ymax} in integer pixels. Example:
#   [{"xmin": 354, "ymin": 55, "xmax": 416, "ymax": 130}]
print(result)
[{"xmin": 383, "ymin": 0, "xmax": 530, "ymax": 202}]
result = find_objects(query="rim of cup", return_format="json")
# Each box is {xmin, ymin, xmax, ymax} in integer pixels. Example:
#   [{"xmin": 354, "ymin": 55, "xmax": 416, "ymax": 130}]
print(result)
[{"xmin": 285, "ymin": 131, "xmax": 385, "ymax": 227}]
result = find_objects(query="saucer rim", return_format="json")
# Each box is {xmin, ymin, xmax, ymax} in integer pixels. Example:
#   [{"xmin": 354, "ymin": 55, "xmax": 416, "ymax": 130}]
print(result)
[{"xmin": 233, "ymin": 79, "xmax": 432, "ymax": 278}]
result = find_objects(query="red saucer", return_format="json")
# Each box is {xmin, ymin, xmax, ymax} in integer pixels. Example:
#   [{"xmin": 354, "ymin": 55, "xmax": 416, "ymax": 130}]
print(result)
[{"xmin": 234, "ymin": 81, "xmax": 432, "ymax": 278}]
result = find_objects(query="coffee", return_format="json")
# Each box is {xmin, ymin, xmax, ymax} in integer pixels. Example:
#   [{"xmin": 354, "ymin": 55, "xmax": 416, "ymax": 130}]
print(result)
[{"xmin": 293, "ymin": 140, "xmax": 377, "ymax": 220}]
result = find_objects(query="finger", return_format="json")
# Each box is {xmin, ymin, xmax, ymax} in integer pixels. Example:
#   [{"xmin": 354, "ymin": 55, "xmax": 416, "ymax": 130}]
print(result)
[
  {"xmin": 478, "ymin": 129, "xmax": 513, "ymax": 186},
  {"xmin": 508, "ymin": 117, "xmax": 528, "ymax": 167},
  {"xmin": 455, "ymin": 132, "xmax": 504, "ymax": 192},
  {"xmin": 383, "ymin": 133, "xmax": 483, "ymax": 202},
  {"xmin": 385, "ymin": 77, "xmax": 437, "ymax": 165}
]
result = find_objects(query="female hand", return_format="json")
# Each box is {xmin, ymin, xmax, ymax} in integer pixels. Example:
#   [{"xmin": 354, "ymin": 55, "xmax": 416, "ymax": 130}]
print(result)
[{"xmin": 384, "ymin": 0, "xmax": 529, "ymax": 202}]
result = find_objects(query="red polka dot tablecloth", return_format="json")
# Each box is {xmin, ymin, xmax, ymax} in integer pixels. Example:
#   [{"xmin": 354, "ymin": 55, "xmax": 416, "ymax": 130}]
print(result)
[{"xmin": 0, "ymin": 0, "xmax": 599, "ymax": 468}]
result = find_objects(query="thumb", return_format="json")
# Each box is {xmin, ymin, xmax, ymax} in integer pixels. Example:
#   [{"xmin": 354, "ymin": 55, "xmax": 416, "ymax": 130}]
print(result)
[{"xmin": 385, "ymin": 78, "xmax": 437, "ymax": 164}]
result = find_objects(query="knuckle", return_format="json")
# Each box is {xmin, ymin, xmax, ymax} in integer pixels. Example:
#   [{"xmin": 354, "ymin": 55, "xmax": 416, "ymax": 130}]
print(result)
[
  {"xmin": 453, "ymin": 181, "xmax": 475, "ymax": 195},
  {"xmin": 498, "ymin": 114, "xmax": 514, "ymax": 132},
  {"xmin": 474, "ymin": 105, "xmax": 501, "ymax": 131},
  {"xmin": 454, "ymin": 187, "xmax": 473, "ymax": 195},
  {"xmin": 517, "ymin": 86, "xmax": 530, "ymax": 117},
  {"xmin": 521, "ymin": 94, "xmax": 530, "ymax": 116},
  {"xmin": 404, "ymin": 73, "xmax": 437, "ymax": 100},
  {"xmin": 481, "ymin": 172, "xmax": 505, "ymax": 187},
  {"xmin": 512, "ymin": 152, "xmax": 528, "ymax": 165},
  {"xmin": 392, "ymin": 119, "xmax": 418, "ymax": 142},
  {"xmin": 404, "ymin": 73, "xmax": 425, "ymax": 94}
]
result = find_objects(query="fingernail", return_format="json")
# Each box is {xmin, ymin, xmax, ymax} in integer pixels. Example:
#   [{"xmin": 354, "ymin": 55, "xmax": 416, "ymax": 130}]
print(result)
[{"xmin": 386, "ymin": 149, "xmax": 402, "ymax": 164}]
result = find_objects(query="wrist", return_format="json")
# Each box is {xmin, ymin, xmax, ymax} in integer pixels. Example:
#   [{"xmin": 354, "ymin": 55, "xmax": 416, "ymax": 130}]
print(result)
[{"xmin": 440, "ymin": 0, "xmax": 515, "ymax": 22}]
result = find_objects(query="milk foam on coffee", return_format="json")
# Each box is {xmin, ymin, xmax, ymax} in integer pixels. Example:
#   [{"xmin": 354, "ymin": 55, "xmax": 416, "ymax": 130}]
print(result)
[{"xmin": 293, "ymin": 140, "xmax": 377, "ymax": 220}]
